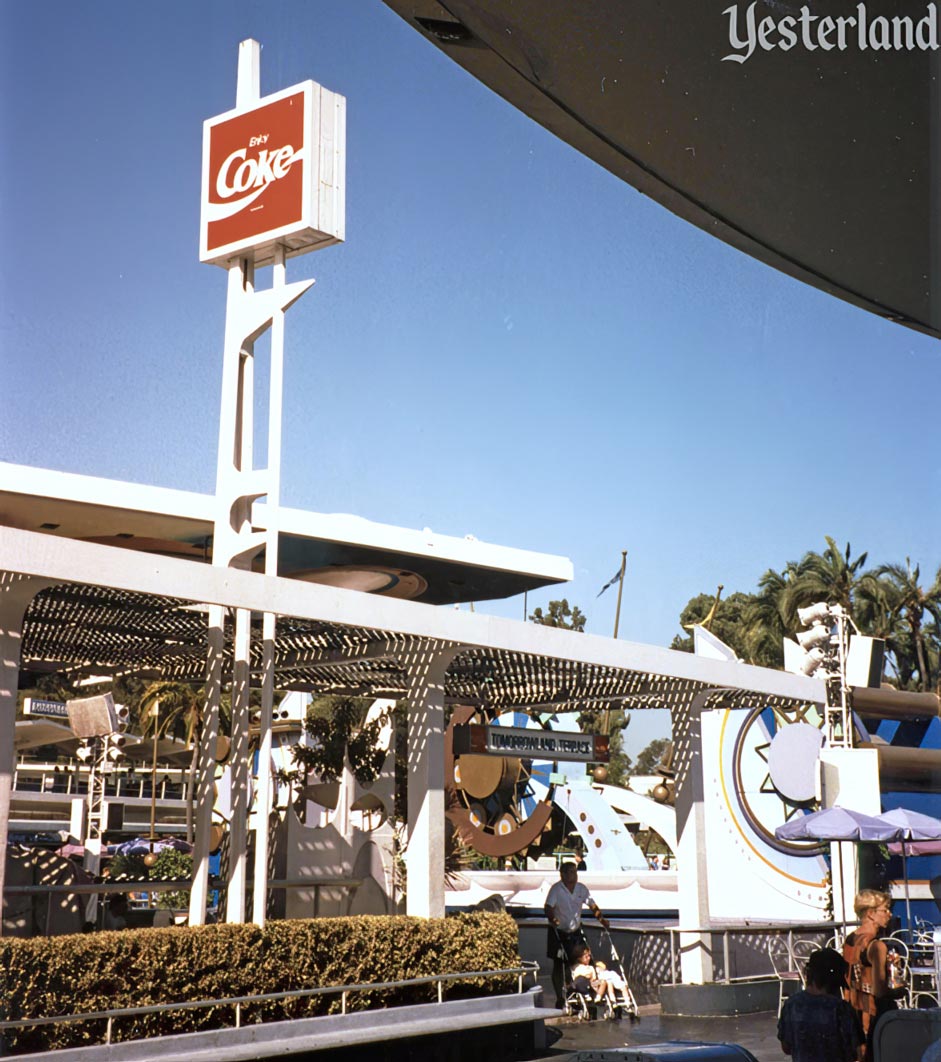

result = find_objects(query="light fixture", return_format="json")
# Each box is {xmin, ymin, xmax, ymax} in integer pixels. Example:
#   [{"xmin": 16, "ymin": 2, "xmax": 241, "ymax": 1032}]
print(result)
[
  {"xmin": 799, "ymin": 646, "xmax": 829, "ymax": 676},
  {"xmin": 797, "ymin": 602, "xmax": 837, "ymax": 626},
  {"xmin": 796, "ymin": 625, "xmax": 831, "ymax": 651}
]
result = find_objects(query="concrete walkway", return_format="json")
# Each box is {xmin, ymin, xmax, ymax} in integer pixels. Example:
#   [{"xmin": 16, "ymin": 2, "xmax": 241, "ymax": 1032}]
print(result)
[{"xmin": 536, "ymin": 1003, "xmax": 782, "ymax": 1062}]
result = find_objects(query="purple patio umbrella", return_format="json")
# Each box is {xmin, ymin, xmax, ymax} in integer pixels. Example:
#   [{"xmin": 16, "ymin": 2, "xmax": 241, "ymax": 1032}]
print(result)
[
  {"xmin": 879, "ymin": 808, "xmax": 941, "ymax": 841},
  {"xmin": 774, "ymin": 807, "xmax": 901, "ymax": 843},
  {"xmin": 887, "ymin": 840, "xmax": 941, "ymax": 857},
  {"xmin": 878, "ymin": 808, "xmax": 941, "ymax": 931},
  {"xmin": 776, "ymin": 807, "xmax": 902, "ymax": 925}
]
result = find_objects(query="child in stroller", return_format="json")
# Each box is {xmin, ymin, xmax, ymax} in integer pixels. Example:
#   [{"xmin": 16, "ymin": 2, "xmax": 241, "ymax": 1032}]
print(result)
[{"xmin": 568, "ymin": 941, "xmax": 639, "ymax": 1021}]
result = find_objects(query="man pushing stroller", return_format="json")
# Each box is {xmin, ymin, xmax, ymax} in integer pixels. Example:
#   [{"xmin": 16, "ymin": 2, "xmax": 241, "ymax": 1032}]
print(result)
[{"xmin": 544, "ymin": 861, "xmax": 609, "ymax": 1009}]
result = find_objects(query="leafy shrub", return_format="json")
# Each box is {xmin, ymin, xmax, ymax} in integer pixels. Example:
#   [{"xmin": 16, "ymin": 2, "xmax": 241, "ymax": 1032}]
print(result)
[
  {"xmin": 109, "ymin": 848, "xmax": 193, "ymax": 910},
  {"xmin": 0, "ymin": 912, "xmax": 520, "ymax": 1053}
]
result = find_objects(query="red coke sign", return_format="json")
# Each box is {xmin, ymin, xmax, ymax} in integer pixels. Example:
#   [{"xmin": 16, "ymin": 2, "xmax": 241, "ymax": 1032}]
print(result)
[{"xmin": 200, "ymin": 80, "xmax": 345, "ymax": 267}]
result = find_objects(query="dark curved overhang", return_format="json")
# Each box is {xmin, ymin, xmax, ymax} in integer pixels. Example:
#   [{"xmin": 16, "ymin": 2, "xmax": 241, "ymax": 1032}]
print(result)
[
  {"xmin": 0, "ymin": 463, "xmax": 571, "ymax": 608},
  {"xmin": 385, "ymin": 1, "xmax": 940, "ymax": 339}
]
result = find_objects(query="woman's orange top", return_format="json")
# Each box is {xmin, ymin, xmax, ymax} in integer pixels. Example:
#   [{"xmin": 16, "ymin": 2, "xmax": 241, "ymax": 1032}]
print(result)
[{"xmin": 843, "ymin": 927, "xmax": 879, "ymax": 1026}]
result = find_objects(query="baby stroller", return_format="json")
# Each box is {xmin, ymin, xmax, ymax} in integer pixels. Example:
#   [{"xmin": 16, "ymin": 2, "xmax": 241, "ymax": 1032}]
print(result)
[
  {"xmin": 556, "ymin": 926, "xmax": 640, "ymax": 1022},
  {"xmin": 552, "ymin": 927, "xmax": 595, "ymax": 1021},
  {"xmin": 598, "ymin": 924, "xmax": 640, "ymax": 1022}
]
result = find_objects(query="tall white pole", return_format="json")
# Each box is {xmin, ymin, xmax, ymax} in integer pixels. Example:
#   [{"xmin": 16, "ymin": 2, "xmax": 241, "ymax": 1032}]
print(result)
[
  {"xmin": 252, "ymin": 243, "xmax": 286, "ymax": 926},
  {"xmin": 194, "ymin": 37, "xmax": 321, "ymax": 925}
]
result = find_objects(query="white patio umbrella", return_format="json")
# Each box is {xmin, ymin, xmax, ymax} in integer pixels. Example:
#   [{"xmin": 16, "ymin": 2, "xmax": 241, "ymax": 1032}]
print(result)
[
  {"xmin": 877, "ymin": 807, "xmax": 941, "ymax": 932},
  {"xmin": 774, "ymin": 807, "xmax": 900, "ymax": 843},
  {"xmin": 775, "ymin": 808, "xmax": 903, "ymax": 925}
]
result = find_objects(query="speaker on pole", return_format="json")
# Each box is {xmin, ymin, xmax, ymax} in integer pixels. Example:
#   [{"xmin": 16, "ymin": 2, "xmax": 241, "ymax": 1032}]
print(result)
[{"xmin": 66, "ymin": 694, "xmax": 118, "ymax": 738}]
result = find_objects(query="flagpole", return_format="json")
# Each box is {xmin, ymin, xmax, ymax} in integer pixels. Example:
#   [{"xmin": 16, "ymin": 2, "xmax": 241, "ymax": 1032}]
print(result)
[
  {"xmin": 604, "ymin": 550, "xmax": 628, "ymax": 737},
  {"xmin": 613, "ymin": 550, "xmax": 628, "ymax": 638}
]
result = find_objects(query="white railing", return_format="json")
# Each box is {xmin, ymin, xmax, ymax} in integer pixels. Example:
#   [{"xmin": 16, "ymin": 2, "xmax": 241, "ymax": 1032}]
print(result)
[
  {"xmin": 13, "ymin": 762, "xmax": 190, "ymax": 802},
  {"xmin": 0, "ymin": 964, "xmax": 541, "ymax": 1047},
  {"xmin": 664, "ymin": 920, "xmax": 854, "ymax": 985}
]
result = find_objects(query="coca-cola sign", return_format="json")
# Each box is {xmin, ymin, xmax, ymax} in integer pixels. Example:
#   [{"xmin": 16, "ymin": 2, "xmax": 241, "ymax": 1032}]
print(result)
[{"xmin": 200, "ymin": 80, "xmax": 345, "ymax": 267}]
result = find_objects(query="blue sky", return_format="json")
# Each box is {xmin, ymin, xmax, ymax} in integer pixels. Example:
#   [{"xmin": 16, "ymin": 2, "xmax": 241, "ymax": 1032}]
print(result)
[{"xmin": 2, "ymin": 2, "xmax": 939, "ymax": 757}]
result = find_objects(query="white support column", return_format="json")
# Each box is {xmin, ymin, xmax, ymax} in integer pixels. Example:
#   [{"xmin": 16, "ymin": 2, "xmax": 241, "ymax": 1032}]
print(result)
[
  {"xmin": 830, "ymin": 841, "xmax": 858, "ymax": 930},
  {"xmin": 253, "ymin": 609, "xmax": 277, "ymax": 925},
  {"xmin": 208, "ymin": 45, "xmax": 316, "ymax": 927},
  {"xmin": 236, "ymin": 38, "xmax": 260, "ymax": 108},
  {"xmin": 252, "ymin": 243, "xmax": 287, "ymax": 927},
  {"xmin": 404, "ymin": 642, "xmax": 459, "ymax": 918},
  {"xmin": 189, "ymin": 606, "xmax": 223, "ymax": 925},
  {"xmin": 226, "ymin": 607, "xmax": 252, "ymax": 923},
  {"xmin": 0, "ymin": 575, "xmax": 51, "ymax": 933},
  {"xmin": 672, "ymin": 689, "xmax": 727, "ymax": 984}
]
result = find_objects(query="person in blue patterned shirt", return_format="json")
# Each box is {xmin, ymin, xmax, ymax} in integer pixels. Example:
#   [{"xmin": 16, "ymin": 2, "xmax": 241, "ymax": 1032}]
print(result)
[{"xmin": 777, "ymin": 948, "xmax": 862, "ymax": 1062}]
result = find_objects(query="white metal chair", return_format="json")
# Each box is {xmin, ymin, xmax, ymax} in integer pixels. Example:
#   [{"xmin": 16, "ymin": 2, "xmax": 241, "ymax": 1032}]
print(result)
[
  {"xmin": 903, "ymin": 924, "xmax": 939, "ymax": 1008},
  {"xmin": 768, "ymin": 937, "xmax": 818, "ymax": 1016}
]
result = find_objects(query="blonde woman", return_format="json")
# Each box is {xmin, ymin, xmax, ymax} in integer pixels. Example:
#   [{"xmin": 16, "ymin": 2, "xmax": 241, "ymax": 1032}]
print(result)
[{"xmin": 842, "ymin": 889, "xmax": 905, "ymax": 1059}]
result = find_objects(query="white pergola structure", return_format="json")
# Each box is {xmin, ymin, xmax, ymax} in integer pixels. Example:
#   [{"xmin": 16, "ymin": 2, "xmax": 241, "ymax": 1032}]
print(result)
[{"xmin": 1, "ymin": 503, "xmax": 825, "ymax": 982}]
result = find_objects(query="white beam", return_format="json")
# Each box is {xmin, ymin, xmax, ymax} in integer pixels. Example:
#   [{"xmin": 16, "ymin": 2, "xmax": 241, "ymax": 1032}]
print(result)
[{"xmin": 0, "ymin": 526, "xmax": 826, "ymax": 707}]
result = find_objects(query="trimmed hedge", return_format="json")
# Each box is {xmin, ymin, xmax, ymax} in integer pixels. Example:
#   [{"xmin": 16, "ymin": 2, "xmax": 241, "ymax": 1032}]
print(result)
[{"xmin": 0, "ymin": 912, "xmax": 520, "ymax": 1054}]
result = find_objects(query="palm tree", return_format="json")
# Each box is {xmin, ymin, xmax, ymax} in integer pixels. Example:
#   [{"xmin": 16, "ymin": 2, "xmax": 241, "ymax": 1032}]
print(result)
[
  {"xmin": 783, "ymin": 538, "xmax": 869, "ymax": 626},
  {"xmin": 137, "ymin": 681, "xmax": 204, "ymax": 844},
  {"xmin": 853, "ymin": 569, "xmax": 915, "ymax": 687},
  {"xmin": 872, "ymin": 560, "xmax": 941, "ymax": 691},
  {"xmin": 743, "ymin": 562, "xmax": 800, "ymax": 666}
]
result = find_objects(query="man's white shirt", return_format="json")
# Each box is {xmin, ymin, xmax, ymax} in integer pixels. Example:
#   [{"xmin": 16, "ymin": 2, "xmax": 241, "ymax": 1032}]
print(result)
[{"xmin": 546, "ymin": 880, "xmax": 592, "ymax": 932}]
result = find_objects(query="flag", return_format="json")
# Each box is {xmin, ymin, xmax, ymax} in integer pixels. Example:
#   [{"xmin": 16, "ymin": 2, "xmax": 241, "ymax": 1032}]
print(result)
[{"xmin": 596, "ymin": 568, "xmax": 622, "ymax": 598}]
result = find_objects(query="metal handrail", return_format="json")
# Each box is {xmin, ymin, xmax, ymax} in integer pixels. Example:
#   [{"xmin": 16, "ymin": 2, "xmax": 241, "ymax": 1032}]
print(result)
[
  {"xmin": 665, "ymin": 921, "xmax": 851, "ymax": 986},
  {"xmin": 0, "ymin": 963, "xmax": 541, "ymax": 1045},
  {"xmin": 3, "ymin": 877, "xmax": 359, "ymax": 896}
]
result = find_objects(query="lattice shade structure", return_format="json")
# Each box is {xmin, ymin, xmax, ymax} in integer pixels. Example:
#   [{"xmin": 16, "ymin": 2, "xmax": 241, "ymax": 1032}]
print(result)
[
  {"xmin": 22, "ymin": 585, "xmax": 209, "ymax": 680},
  {"xmin": 17, "ymin": 581, "xmax": 815, "ymax": 718}
]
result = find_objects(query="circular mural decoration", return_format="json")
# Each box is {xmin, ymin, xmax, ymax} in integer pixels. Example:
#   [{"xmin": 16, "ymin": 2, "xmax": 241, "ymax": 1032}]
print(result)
[
  {"xmin": 445, "ymin": 706, "xmax": 559, "ymax": 857},
  {"xmin": 731, "ymin": 704, "xmax": 828, "ymax": 856}
]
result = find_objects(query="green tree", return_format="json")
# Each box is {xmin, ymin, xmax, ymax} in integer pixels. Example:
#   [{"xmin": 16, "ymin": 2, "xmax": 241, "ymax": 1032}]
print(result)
[
  {"xmin": 741, "ymin": 562, "xmax": 802, "ymax": 668},
  {"xmin": 137, "ymin": 681, "xmax": 207, "ymax": 845},
  {"xmin": 870, "ymin": 560, "xmax": 941, "ymax": 691},
  {"xmin": 286, "ymin": 695, "xmax": 391, "ymax": 787},
  {"xmin": 670, "ymin": 591, "xmax": 754, "ymax": 660},
  {"xmin": 668, "ymin": 539, "xmax": 941, "ymax": 695},
  {"xmin": 109, "ymin": 847, "xmax": 192, "ymax": 910},
  {"xmin": 15, "ymin": 672, "xmax": 77, "ymax": 715},
  {"xmin": 784, "ymin": 537, "xmax": 869, "ymax": 626},
  {"xmin": 576, "ymin": 708, "xmax": 632, "ymax": 786},
  {"xmin": 530, "ymin": 599, "xmax": 586, "ymax": 631},
  {"xmin": 633, "ymin": 738, "xmax": 671, "ymax": 776}
]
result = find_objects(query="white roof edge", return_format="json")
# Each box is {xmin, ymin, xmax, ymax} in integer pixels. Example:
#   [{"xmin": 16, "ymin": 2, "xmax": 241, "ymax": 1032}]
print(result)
[
  {"xmin": 0, "ymin": 462, "xmax": 215, "ymax": 521},
  {"xmin": 0, "ymin": 462, "xmax": 573, "ymax": 581}
]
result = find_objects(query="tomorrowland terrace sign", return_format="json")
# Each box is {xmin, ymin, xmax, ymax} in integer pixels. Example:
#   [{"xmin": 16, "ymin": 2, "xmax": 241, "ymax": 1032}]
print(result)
[
  {"xmin": 452, "ymin": 724, "xmax": 609, "ymax": 763},
  {"xmin": 723, "ymin": 2, "xmax": 941, "ymax": 63}
]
